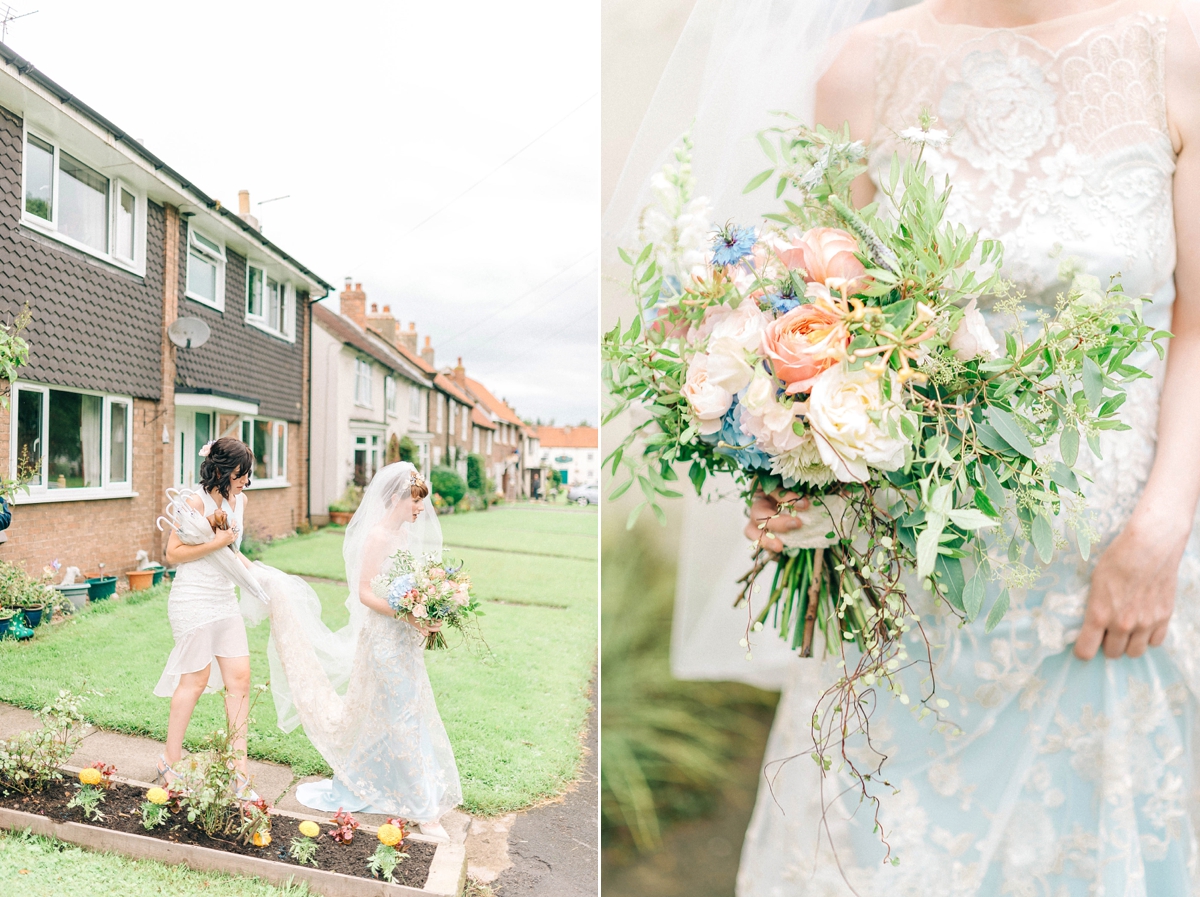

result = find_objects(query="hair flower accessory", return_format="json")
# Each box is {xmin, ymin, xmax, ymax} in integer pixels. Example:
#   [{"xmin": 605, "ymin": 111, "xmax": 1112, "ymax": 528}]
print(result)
[{"xmin": 198, "ymin": 441, "xmax": 215, "ymax": 458}]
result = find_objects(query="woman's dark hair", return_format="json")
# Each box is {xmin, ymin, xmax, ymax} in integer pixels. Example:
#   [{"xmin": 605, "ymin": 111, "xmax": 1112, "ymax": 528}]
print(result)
[{"xmin": 199, "ymin": 436, "xmax": 254, "ymax": 498}]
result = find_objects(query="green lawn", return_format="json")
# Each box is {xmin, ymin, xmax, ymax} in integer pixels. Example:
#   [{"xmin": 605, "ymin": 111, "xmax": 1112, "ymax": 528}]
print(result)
[
  {"xmin": 0, "ymin": 506, "xmax": 596, "ymax": 815},
  {"xmin": 0, "ymin": 828, "xmax": 311, "ymax": 897}
]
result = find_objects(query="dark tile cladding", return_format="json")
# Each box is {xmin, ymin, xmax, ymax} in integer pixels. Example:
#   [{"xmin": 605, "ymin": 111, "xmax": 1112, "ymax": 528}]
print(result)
[
  {"xmin": 0, "ymin": 104, "xmax": 164, "ymax": 399},
  {"xmin": 172, "ymin": 213, "xmax": 307, "ymax": 422}
]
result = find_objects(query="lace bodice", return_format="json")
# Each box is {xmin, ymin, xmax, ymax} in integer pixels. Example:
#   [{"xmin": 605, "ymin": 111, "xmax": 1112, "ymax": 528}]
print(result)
[{"xmin": 868, "ymin": 0, "xmax": 1179, "ymax": 321}]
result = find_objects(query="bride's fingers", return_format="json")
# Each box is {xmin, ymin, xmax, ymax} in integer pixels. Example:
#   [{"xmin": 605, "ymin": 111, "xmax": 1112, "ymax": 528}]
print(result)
[
  {"xmin": 1073, "ymin": 617, "xmax": 1105, "ymax": 661},
  {"xmin": 1149, "ymin": 621, "xmax": 1171, "ymax": 647},
  {"xmin": 1102, "ymin": 626, "xmax": 1131, "ymax": 660},
  {"xmin": 1125, "ymin": 626, "xmax": 1152, "ymax": 659},
  {"xmin": 743, "ymin": 519, "xmax": 783, "ymax": 553}
]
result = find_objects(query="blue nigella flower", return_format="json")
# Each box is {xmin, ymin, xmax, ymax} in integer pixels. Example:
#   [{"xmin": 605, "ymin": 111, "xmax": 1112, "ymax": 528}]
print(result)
[
  {"xmin": 766, "ymin": 293, "xmax": 801, "ymax": 316},
  {"xmin": 712, "ymin": 225, "xmax": 757, "ymax": 267},
  {"xmin": 700, "ymin": 397, "xmax": 772, "ymax": 472}
]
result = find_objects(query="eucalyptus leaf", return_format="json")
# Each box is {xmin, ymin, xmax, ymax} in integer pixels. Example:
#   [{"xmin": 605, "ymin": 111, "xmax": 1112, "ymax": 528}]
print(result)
[
  {"xmin": 985, "ymin": 407, "xmax": 1037, "ymax": 459},
  {"xmin": 1082, "ymin": 356, "xmax": 1103, "ymax": 409},
  {"xmin": 963, "ymin": 570, "xmax": 986, "ymax": 621},
  {"xmin": 1032, "ymin": 513, "xmax": 1054, "ymax": 564},
  {"xmin": 1060, "ymin": 426, "xmax": 1079, "ymax": 467},
  {"xmin": 984, "ymin": 588, "xmax": 1011, "ymax": 633}
]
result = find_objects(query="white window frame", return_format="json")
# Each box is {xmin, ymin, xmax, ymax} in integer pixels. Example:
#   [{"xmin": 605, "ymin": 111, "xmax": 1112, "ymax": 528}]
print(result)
[
  {"xmin": 185, "ymin": 223, "xmax": 226, "ymax": 310},
  {"xmin": 354, "ymin": 358, "xmax": 372, "ymax": 408},
  {"xmin": 385, "ymin": 376, "xmax": 397, "ymax": 416},
  {"xmin": 20, "ymin": 126, "xmax": 146, "ymax": 275},
  {"xmin": 473, "ymin": 428, "xmax": 480, "ymax": 454},
  {"xmin": 409, "ymin": 384, "xmax": 422, "ymax": 423},
  {"xmin": 10, "ymin": 382, "xmax": 135, "ymax": 503},
  {"xmin": 436, "ymin": 393, "xmax": 444, "ymax": 433},
  {"xmin": 239, "ymin": 416, "xmax": 290, "ymax": 488},
  {"xmin": 462, "ymin": 406, "xmax": 469, "ymax": 440},
  {"xmin": 243, "ymin": 261, "xmax": 296, "ymax": 342}
]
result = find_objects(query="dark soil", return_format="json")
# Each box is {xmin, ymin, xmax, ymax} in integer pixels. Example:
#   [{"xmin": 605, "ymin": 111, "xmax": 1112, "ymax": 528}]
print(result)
[{"xmin": 0, "ymin": 781, "xmax": 435, "ymax": 888}]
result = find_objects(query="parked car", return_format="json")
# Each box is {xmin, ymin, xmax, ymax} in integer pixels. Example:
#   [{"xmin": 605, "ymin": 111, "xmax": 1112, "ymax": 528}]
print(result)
[{"xmin": 568, "ymin": 484, "xmax": 599, "ymax": 505}]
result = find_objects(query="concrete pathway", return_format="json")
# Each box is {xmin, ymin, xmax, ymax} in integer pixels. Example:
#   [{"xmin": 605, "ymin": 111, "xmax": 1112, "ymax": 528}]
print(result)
[{"xmin": 0, "ymin": 697, "xmax": 598, "ymax": 895}]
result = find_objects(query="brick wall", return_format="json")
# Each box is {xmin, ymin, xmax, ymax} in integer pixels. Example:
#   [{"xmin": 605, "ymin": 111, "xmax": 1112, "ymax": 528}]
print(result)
[{"xmin": 0, "ymin": 398, "xmax": 165, "ymax": 576}]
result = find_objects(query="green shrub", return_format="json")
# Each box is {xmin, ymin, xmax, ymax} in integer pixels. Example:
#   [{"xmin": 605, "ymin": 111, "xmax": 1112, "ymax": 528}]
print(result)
[
  {"xmin": 328, "ymin": 484, "xmax": 363, "ymax": 514},
  {"xmin": 398, "ymin": 436, "xmax": 418, "ymax": 465},
  {"xmin": 0, "ymin": 690, "xmax": 89, "ymax": 794},
  {"xmin": 431, "ymin": 467, "xmax": 467, "ymax": 506},
  {"xmin": 0, "ymin": 560, "xmax": 53, "ymax": 609},
  {"xmin": 467, "ymin": 454, "xmax": 486, "ymax": 491}
]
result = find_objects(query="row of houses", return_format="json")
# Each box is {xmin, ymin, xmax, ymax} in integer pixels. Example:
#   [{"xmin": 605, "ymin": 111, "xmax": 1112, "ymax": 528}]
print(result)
[{"xmin": 0, "ymin": 42, "xmax": 597, "ymax": 575}]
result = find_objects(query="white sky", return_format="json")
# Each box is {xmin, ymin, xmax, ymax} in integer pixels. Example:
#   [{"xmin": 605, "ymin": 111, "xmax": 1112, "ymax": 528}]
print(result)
[{"xmin": 5, "ymin": 0, "xmax": 598, "ymax": 426}]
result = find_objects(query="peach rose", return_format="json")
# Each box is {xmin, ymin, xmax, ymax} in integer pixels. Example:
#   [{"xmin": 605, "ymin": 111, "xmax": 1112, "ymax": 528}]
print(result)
[
  {"xmin": 760, "ymin": 291, "xmax": 851, "ymax": 395},
  {"xmin": 778, "ymin": 227, "xmax": 866, "ymax": 290}
]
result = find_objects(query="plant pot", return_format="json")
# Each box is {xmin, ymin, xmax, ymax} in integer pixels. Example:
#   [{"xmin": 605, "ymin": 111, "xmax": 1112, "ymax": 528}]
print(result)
[
  {"xmin": 21, "ymin": 605, "xmax": 43, "ymax": 627},
  {"xmin": 328, "ymin": 511, "xmax": 353, "ymax": 526},
  {"xmin": 146, "ymin": 564, "xmax": 165, "ymax": 586},
  {"xmin": 55, "ymin": 583, "xmax": 90, "ymax": 611},
  {"xmin": 86, "ymin": 576, "xmax": 117, "ymax": 601},
  {"xmin": 126, "ymin": 570, "xmax": 154, "ymax": 591},
  {"xmin": 0, "ymin": 612, "xmax": 13, "ymax": 638}
]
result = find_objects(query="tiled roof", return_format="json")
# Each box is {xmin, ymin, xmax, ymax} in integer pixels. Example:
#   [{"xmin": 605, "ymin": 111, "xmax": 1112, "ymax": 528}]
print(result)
[
  {"xmin": 464, "ymin": 377, "xmax": 524, "ymax": 427},
  {"xmin": 432, "ymin": 372, "xmax": 474, "ymax": 407},
  {"xmin": 470, "ymin": 405, "xmax": 497, "ymax": 429},
  {"xmin": 537, "ymin": 426, "xmax": 597, "ymax": 449},
  {"xmin": 313, "ymin": 304, "xmax": 426, "ymax": 383}
]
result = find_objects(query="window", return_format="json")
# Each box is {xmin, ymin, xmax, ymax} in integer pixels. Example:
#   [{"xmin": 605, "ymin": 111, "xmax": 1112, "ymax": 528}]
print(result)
[
  {"xmin": 187, "ymin": 228, "xmax": 225, "ymax": 308},
  {"xmin": 246, "ymin": 265, "xmax": 263, "ymax": 318},
  {"xmin": 487, "ymin": 431, "xmax": 493, "ymax": 454},
  {"xmin": 354, "ymin": 359, "xmax": 372, "ymax": 407},
  {"xmin": 353, "ymin": 434, "xmax": 382, "ymax": 486},
  {"xmin": 385, "ymin": 376, "xmax": 397, "ymax": 415},
  {"xmin": 462, "ymin": 407, "xmax": 469, "ymax": 440},
  {"xmin": 449, "ymin": 403, "xmax": 457, "ymax": 436},
  {"xmin": 473, "ymin": 429, "xmax": 480, "ymax": 453},
  {"xmin": 436, "ymin": 394, "xmax": 444, "ymax": 433},
  {"xmin": 266, "ymin": 278, "xmax": 284, "ymax": 333},
  {"xmin": 409, "ymin": 384, "xmax": 422, "ymax": 423},
  {"xmin": 12, "ymin": 384, "xmax": 133, "ymax": 498},
  {"xmin": 432, "ymin": 445, "xmax": 442, "ymax": 467},
  {"xmin": 23, "ymin": 132, "xmax": 143, "ymax": 269},
  {"xmin": 238, "ymin": 417, "xmax": 288, "ymax": 485}
]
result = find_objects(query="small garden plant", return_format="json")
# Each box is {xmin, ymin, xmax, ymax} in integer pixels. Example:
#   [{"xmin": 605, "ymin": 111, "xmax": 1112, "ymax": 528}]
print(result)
[
  {"xmin": 0, "ymin": 690, "xmax": 88, "ymax": 794},
  {"xmin": 288, "ymin": 820, "xmax": 321, "ymax": 867},
  {"xmin": 238, "ymin": 795, "xmax": 273, "ymax": 847},
  {"xmin": 368, "ymin": 819, "xmax": 409, "ymax": 883},
  {"xmin": 66, "ymin": 766, "xmax": 107, "ymax": 821},
  {"xmin": 140, "ymin": 786, "xmax": 171, "ymax": 830},
  {"xmin": 329, "ymin": 808, "xmax": 359, "ymax": 843}
]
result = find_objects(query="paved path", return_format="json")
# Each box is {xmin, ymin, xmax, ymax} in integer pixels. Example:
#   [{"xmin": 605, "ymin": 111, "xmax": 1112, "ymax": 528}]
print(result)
[{"xmin": 492, "ymin": 695, "xmax": 597, "ymax": 896}]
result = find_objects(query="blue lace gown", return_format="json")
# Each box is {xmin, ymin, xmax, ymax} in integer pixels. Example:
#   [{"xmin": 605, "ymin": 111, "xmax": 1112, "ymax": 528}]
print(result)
[{"xmin": 736, "ymin": 2, "xmax": 1200, "ymax": 894}]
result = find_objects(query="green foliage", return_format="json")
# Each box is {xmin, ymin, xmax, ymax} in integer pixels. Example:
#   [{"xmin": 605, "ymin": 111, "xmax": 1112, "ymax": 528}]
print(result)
[
  {"xmin": 289, "ymin": 836, "xmax": 320, "ymax": 867},
  {"xmin": 0, "ymin": 689, "xmax": 88, "ymax": 794},
  {"xmin": 0, "ymin": 304, "xmax": 30, "ymax": 410},
  {"xmin": 239, "ymin": 529, "xmax": 268, "ymax": 562},
  {"xmin": 0, "ymin": 560, "xmax": 53, "ymax": 609},
  {"xmin": 367, "ymin": 843, "xmax": 408, "ymax": 882},
  {"xmin": 467, "ymin": 453, "xmax": 489, "ymax": 491},
  {"xmin": 397, "ymin": 435, "xmax": 419, "ymax": 464},
  {"xmin": 66, "ymin": 783, "xmax": 106, "ymax": 821},
  {"xmin": 141, "ymin": 800, "xmax": 170, "ymax": 830},
  {"xmin": 328, "ymin": 484, "xmax": 363, "ymax": 514},
  {"xmin": 432, "ymin": 466, "xmax": 467, "ymax": 505}
]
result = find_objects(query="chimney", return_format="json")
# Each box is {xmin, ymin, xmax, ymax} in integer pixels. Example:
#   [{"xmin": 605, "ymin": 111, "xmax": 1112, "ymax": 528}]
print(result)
[
  {"xmin": 453, "ymin": 357, "xmax": 467, "ymax": 390},
  {"xmin": 397, "ymin": 322, "xmax": 418, "ymax": 354},
  {"xmin": 421, "ymin": 335, "xmax": 435, "ymax": 368},
  {"xmin": 340, "ymin": 279, "xmax": 367, "ymax": 330},
  {"xmin": 237, "ymin": 190, "xmax": 260, "ymax": 231},
  {"xmin": 366, "ymin": 301, "xmax": 398, "ymax": 346}
]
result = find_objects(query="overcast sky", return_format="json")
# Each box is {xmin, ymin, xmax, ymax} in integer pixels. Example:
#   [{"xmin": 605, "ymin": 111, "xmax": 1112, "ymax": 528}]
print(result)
[{"xmin": 5, "ymin": 0, "xmax": 598, "ymax": 426}]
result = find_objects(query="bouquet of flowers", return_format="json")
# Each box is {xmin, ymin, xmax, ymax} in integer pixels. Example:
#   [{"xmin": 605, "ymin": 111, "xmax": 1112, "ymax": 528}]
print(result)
[
  {"xmin": 371, "ymin": 551, "xmax": 480, "ymax": 650},
  {"xmin": 604, "ymin": 118, "xmax": 1166, "ymax": 716}
]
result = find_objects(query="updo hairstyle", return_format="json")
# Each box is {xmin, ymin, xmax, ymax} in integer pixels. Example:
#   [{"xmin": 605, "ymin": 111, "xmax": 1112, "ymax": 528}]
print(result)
[{"xmin": 199, "ymin": 437, "xmax": 255, "ymax": 498}]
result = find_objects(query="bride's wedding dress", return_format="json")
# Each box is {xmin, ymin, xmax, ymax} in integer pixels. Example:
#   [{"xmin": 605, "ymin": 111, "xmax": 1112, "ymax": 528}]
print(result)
[
  {"xmin": 735, "ymin": 2, "xmax": 1200, "ymax": 894},
  {"xmin": 249, "ymin": 462, "xmax": 461, "ymax": 823}
]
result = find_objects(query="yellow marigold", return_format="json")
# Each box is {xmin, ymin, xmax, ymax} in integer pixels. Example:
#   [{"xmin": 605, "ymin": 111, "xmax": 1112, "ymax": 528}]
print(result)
[
  {"xmin": 298, "ymin": 820, "xmax": 320, "ymax": 838},
  {"xmin": 78, "ymin": 768, "xmax": 102, "ymax": 786},
  {"xmin": 146, "ymin": 787, "xmax": 169, "ymax": 805},
  {"xmin": 252, "ymin": 830, "xmax": 271, "ymax": 847},
  {"xmin": 376, "ymin": 823, "xmax": 404, "ymax": 847}
]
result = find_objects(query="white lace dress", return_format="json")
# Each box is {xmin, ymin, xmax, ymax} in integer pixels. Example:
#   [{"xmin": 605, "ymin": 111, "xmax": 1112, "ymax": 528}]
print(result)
[
  {"xmin": 737, "ymin": 2, "xmax": 1200, "ymax": 894},
  {"xmin": 153, "ymin": 491, "xmax": 250, "ymax": 697}
]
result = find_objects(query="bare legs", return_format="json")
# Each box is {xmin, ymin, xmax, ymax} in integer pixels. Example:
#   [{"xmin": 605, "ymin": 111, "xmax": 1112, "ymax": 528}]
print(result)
[{"xmin": 164, "ymin": 655, "xmax": 252, "ymax": 777}]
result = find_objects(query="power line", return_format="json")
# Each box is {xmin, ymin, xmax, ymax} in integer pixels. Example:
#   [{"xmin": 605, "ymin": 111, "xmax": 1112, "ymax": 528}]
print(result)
[
  {"xmin": 454, "ymin": 267, "xmax": 596, "ymax": 354},
  {"xmin": 439, "ymin": 250, "xmax": 595, "ymax": 345},
  {"xmin": 402, "ymin": 92, "xmax": 597, "ymax": 235}
]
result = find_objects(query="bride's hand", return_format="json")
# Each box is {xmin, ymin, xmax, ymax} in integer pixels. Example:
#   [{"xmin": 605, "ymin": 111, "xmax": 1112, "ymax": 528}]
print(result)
[
  {"xmin": 404, "ymin": 615, "xmax": 443, "ymax": 637},
  {"xmin": 211, "ymin": 527, "xmax": 238, "ymax": 550},
  {"xmin": 1075, "ymin": 513, "xmax": 1183, "ymax": 660},
  {"xmin": 743, "ymin": 490, "xmax": 812, "ymax": 554}
]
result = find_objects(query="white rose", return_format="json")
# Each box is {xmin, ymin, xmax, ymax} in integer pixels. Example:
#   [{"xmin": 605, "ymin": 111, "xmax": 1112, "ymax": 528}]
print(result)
[
  {"xmin": 740, "ymin": 369, "xmax": 804, "ymax": 456},
  {"xmin": 710, "ymin": 299, "xmax": 768, "ymax": 351},
  {"xmin": 705, "ymin": 337, "xmax": 754, "ymax": 394},
  {"xmin": 806, "ymin": 365, "xmax": 909, "ymax": 482},
  {"xmin": 949, "ymin": 298, "xmax": 1000, "ymax": 361},
  {"xmin": 681, "ymin": 353, "xmax": 732, "ymax": 435}
]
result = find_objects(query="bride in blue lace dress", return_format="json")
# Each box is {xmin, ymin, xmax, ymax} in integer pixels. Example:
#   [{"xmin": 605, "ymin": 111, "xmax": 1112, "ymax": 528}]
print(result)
[{"xmin": 251, "ymin": 462, "xmax": 461, "ymax": 840}]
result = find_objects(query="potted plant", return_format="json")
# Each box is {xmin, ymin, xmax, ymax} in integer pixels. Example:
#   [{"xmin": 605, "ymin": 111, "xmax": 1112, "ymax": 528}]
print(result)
[
  {"xmin": 54, "ymin": 581, "xmax": 89, "ymax": 611},
  {"xmin": 126, "ymin": 569, "xmax": 154, "ymax": 591},
  {"xmin": 0, "ymin": 560, "xmax": 50, "ymax": 626},
  {"xmin": 86, "ymin": 575, "xmax": 118, "ymax": 601},
  {"xmin": 327, "ymin": 484, "xmax": 363, "ymax": 526}
]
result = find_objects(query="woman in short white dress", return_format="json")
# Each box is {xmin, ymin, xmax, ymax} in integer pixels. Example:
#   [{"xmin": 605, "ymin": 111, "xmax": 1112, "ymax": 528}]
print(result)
[{"xmin": 154, "ymin": 436, "xmax": 257, "ymax": 796}]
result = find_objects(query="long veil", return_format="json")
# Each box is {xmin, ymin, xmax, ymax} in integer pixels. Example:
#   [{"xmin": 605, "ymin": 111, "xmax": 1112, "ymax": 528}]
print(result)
[
  {"xmin": 251, "ymin": 462, "xmax": 442, "ymax": 766},
  {"xmin": 603, "ymin": 0, "xmax": 910, "ymax": 688}
]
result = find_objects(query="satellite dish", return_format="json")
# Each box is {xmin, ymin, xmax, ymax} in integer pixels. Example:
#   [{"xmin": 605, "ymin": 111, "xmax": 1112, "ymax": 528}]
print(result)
[{"xmin": 168, "ymin": 317, "xmax": 211, "ymax": 349}]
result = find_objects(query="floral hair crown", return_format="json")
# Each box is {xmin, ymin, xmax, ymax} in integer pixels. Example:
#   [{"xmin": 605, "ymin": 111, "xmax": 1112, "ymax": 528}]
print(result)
[
  {"xmin": 409, "ymin": 470, "xmax": 427, "ymax": 492},
  {"xmin": 198, "ymin": 441, "xmax": 215, "ymax": 458}
]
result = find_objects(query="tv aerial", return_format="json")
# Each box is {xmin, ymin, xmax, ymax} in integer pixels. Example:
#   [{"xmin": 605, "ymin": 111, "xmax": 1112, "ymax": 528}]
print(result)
[
  {"xmin": 168, "ymin": 317, "xmax": 211, "ymax": 349},
  {"xmin": 0, "ymin": 5, "xmax": 37, "ymax": 42}
]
